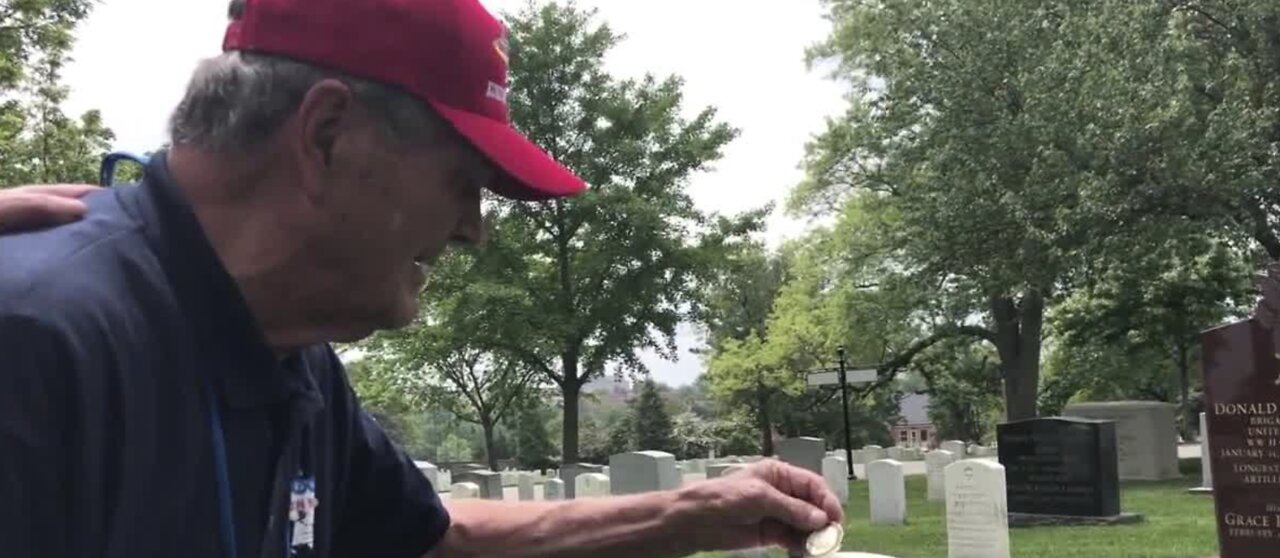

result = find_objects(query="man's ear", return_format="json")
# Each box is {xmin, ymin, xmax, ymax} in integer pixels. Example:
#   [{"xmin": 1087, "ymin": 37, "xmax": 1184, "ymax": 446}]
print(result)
[{"xmin": 292, "ymin": 79, "xmax": 357, "ymax": 203}]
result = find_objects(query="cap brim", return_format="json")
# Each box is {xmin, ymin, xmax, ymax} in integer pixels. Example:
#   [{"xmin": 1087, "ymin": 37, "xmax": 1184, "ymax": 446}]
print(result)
[{"xmin": 428, "ymin": 100, "xmax": 587, "ymax": 201}]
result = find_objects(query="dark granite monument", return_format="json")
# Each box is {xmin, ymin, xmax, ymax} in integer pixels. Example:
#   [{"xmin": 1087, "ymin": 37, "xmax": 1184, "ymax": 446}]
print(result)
[
  {"xmin": 997, "ymin": 417, "xmax": 1142, "ymax": 526},
  {"xmin": 1201, "ymin": 319, "xmax": 1280, "ymax": 558}
]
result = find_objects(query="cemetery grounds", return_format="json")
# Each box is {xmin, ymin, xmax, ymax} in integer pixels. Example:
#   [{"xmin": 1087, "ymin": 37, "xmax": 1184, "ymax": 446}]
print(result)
[{"xmin": 696, "ymin": 460, "xmax": 1217, "ymax": 558}]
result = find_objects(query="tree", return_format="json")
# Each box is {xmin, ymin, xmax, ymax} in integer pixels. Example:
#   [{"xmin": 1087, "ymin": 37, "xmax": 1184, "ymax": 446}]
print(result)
[
  {"xmin": 911, "ymin": 340, "xmax": 1004, "ymax": 443},
  {"xmin": 437, "ymin": 433, "xmax": 474, "ymax": 463},
  {"xmin": 1, "ymin": 0, "xmax": 113, "ymax": 187},
  {"xmin": 481, "ymin": 2, "xmax": 741, "ymax": 464},
  {"xmin": 795, "ymin": 0, "xmax": 1275, "ymax": 420},
  {"xmin": 631, "ymin": 379, "xmax": 676, "ymax": 453},
  {"xmin": 1050, "ymin": 233, "xmax": 1251, "ymax": 433},
  {"xmin": 513, "ymin": 397, "xmax": 557, "ymax": 471},
  {"xmin": 364, "ymin": 251, "xmax": 542, "ymax": 471}
]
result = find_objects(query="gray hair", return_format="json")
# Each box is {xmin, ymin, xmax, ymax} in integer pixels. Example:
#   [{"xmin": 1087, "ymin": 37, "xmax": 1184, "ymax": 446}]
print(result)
[{"xmin": 168, "ymin": 0, "xmax": 446, "ymax": 150}]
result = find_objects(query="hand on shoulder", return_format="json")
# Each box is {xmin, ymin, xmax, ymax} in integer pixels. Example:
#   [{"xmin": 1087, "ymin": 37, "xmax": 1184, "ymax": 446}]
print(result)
[{"xmin": 0, "ymin": 184, "xmax": 99, "ymax": 234}]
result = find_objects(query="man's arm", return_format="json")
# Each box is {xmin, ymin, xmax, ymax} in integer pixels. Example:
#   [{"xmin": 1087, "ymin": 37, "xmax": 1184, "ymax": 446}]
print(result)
[{"xmin": 435, "ymin": 460, "xmax": 843, "ymax": 558}]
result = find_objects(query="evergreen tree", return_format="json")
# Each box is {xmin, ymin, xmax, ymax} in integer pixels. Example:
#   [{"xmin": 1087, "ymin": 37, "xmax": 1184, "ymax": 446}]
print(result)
[
  {"xmin": 631, "ymin": 380, "xmax": 676, "ymax": 453},
  {"xmin": 514, "ymin": 397, "xmax": 557, "ymax": 471}
]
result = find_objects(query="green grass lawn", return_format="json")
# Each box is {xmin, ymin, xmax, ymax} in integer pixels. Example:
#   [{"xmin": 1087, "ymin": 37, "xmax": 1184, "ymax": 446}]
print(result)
[{"xmin": 697, "ymin": 460, "xmax": 1218, "ymax": 558}]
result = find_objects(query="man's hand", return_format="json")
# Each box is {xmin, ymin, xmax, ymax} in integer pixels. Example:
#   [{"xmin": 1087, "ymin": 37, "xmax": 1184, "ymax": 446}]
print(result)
[
  {"xmin": 0, "ymin": 184, "xmax": 99, "ymax": 234},
  {"xmin": 671, "ymin": 459, "xmax": 845, "ymax": 555}
]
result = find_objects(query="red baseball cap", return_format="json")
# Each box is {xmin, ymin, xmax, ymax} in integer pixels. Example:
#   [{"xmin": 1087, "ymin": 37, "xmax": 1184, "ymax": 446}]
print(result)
[{"xmin": 222, "ymin": 0, "xmax": 587, "ymax": 201}]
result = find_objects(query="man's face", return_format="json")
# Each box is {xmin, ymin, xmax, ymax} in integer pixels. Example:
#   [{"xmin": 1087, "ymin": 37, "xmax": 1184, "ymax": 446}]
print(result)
[{"xmin": 295, "ymin": 87, "xmax": 489, "ymax": 339}]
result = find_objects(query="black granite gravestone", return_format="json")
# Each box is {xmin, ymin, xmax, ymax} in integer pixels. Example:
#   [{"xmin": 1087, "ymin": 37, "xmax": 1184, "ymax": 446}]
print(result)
[{"xmin": 997, "ymin": 417, "xmax": 1141, "ymax": 526}]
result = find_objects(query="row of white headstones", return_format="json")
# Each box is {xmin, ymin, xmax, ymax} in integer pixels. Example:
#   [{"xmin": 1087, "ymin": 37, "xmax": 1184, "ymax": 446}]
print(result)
[
  {"xmin": 823, "ymin": 451, "xmax": 1011, "ymax": 558},
  {"xmin": 446, "ymin": 471, "xmax": 608, "ymax": 500}
]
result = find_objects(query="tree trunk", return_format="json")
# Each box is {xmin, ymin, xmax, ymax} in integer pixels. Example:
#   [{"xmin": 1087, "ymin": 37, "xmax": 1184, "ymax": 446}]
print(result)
[
  {"xmin": 1175, "ymin": 341, "xmax": 1192, "ymax": 440},
  {"xmin": 991, "ymin": 291, "xmax": 1045, "ymax": 421},
  {"xmin": 481, "ymin": 412, "xmax": 499, "ymax": 471},
  {"xmin": 756, "ymin": 380, "xmax": 774, "ymax": 456},
  {"xmin": 561, "ymin": 354, "xmax": 582, "ymax": 465}
]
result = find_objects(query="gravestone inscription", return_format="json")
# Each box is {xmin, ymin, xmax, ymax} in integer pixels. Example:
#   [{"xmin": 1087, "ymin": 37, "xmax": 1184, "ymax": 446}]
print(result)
[
  {"xmin": 945, "ymin": 459, "xmax": 1011, "ymax": 558},
  {"xmin": 1201, "ymin": 317, "xmax": 1280, "ymax": 558},
  {"xmin": 997, "ymin": 417, "xmax": 1137, "ymax": 524}
]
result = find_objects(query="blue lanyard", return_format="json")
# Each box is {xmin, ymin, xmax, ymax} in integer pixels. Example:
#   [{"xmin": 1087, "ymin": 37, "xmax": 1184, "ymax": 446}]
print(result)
[
  {"xmin": 209, "ymin": 393, "xmax": 240, "ymax": 558},
  {"xmin": 211, "ymin": 391, "xmax": 303, "ymax": 558}
]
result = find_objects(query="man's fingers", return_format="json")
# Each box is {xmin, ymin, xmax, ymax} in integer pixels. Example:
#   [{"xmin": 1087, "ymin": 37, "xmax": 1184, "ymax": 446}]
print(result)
[
  {"xmin": 750, "ymin": 480, "xmax": 829, "ymax": 535},
  {"xmin": 0, "ymin": 193, "xmax": 89, "ymax": 233},
  {"xmin": 758, "ymin": 518, "xmax": 806, "ymax": 555},
  {"xmin": 763, "ymin": 460, "xmax": 845, "ymax": 525},
  {"xmin": 12, "ymin": 184, "xmax": 99, "ymax": 198}
]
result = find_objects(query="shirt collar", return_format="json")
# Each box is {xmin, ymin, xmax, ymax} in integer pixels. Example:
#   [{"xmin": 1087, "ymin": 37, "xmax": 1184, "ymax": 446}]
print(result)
[{"xmin": 117, "ymin": 150, "xmax": 323, "ymax": 411}]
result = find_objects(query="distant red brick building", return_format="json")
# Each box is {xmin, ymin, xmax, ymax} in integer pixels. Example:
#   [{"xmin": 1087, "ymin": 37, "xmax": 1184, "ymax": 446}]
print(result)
[{"xmin": 889, "ymin": 393, "xmax": 937, "ymax": 449}]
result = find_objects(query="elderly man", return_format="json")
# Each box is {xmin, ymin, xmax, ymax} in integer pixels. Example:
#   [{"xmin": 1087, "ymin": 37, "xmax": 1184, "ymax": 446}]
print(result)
[{"xmin": 0, "ymin": 0, "xmax": 842, "ymax": 557}]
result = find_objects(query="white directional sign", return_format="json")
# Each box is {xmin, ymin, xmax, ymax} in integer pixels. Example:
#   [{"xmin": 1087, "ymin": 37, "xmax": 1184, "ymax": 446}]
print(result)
[{"xmin": 806, "ymin": 368, "xmax": 877, "ymax": 386}]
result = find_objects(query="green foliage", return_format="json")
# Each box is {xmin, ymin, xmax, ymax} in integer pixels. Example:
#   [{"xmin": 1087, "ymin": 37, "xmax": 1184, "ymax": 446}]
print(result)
[
  {"xmin": 630, "ymin": 379, "xmax": 676, "ymax": 453},
  {"xmin": 475, "ymin": 2, "xmax": 746, "ymax": 463},
  {"xmin": 1, "ymin": 0, "xmax": 113, "ymax": 187},
  {"xmin": 513, "ymin": 396, "xmax": 558, "ymax": 470},
  {"xmin": 1048, "ymin": 234, "xmax": 1251, "ymax": 433},
  {"xmin": 912, "ymin": 340, "xmax": 1004, "ymax": 444},
  {"xmin": 362, "ymin": 249, "xmax": 543, "ymax": 470},
  {"xmin": 793, "ymin": 0, "xmax": 1280, "ymax": 420},
  {"xmin": 707, "ymin": 412, "xmax": 762, "ymax": 456},
  {"xmin": 436, "ymin": 433, "xmax": 474, "ymax": 463}
]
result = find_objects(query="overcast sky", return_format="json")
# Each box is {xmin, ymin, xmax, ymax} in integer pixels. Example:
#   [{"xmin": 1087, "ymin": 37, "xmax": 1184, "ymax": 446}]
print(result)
[{"xmin": 61, "ymin": 0, "xmax": 848, "ymax": 386}]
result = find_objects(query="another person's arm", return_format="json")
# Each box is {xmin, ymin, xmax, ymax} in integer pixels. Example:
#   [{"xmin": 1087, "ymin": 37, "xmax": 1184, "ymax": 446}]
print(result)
[
  {"xmin": 436, "ymin": 459, "xmax": 843, "ymax": 558},
  {"xmin": 0, "ymin": 184, "xmax": 97, "ymax": 233}
]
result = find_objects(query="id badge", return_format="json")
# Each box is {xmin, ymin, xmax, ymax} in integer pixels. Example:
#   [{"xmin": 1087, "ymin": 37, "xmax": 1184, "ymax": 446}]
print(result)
[{"xmin": 288, "ymin": 475, "xmax": 319, "ymax": 553}]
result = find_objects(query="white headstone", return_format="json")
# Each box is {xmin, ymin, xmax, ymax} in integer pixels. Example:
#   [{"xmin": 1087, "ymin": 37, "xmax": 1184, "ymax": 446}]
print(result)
[
  {"xmin": 1063, "ymin": 401, "xmax": 1180, "ymax": 480},
  {"xmin": 456, "ymin": 470, "xmax": 504, "ymax": 500},
  {"xmin": 941, "ymin": 440, "xmax": 967, "ymax": 458},
  {"xmin": 822, "ymin": 455, "xmax": 850, "ymax": 503},
  {"xmin": 945, "ymin": 459, "xmax": 1010, "ymax": 558},
  {"xmin": 415, "ymin": 461, "xmax": 439, "ymax": 487},
  {"xmin": 862, "ymin": 445, "xmax": 887, "ymax": 463},
  {"xmin": 777, "ymin": 437, "xmax": 826, "ymax": 474},
  {"xmin": 436, "ymin": 470, "xmax": 451, "ymax": 489},
  {"xmin": 1200, "ymin": 412, "xmax": 1213, "ymax": 490},
  {"xmin": 575, "ymin": 472, "xmax": 611, "ymax": 498},
  {"xmin": 887, "ymin": 446, "xmax": 905, "ymax": 461},
  {"xmin": 450, "ymin": 482, "xmax": 480, "ymax": 499},
  {"xmin": 868, "ymin": 459, "xmax": 906, "ymax": 525},
  {"xmin": 518, "ymin": 472, "xmax": 536, "ymax": 501},
  {"xmin": 544, "ymin": 478, "xmax": 565, "ymax": 500},
  {"xmin": 925, "ymin": 449, "xmax": 957, "ymax": 502},
  {"xmin": 609, "ymin": 451, "xmax": 681, "ymax": 495},
  {"xmin": 559, "ymin": 463, "xmax": 605, "ymax": 498}
]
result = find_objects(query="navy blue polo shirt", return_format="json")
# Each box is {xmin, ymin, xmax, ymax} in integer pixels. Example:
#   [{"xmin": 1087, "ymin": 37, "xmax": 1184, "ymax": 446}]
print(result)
[{"xmin": 0, "ymin": 152, "xmax": 449, "ymax": 558}]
